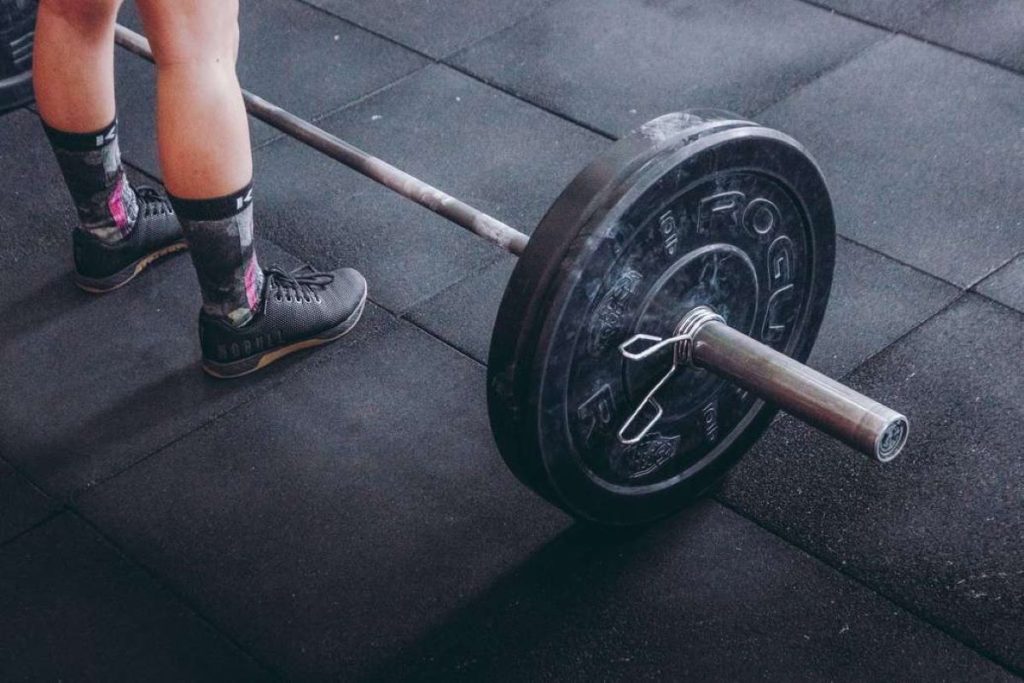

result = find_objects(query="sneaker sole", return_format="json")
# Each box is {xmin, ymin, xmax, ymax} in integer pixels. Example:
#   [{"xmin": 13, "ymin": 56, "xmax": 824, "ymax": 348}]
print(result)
[
  {"xmin": 201, "ymin": 285, "xmax": 369, "ymax": 380},
  {"xmin": 74, "ymin": 241, "xmax": 189, "ymax": 294}
]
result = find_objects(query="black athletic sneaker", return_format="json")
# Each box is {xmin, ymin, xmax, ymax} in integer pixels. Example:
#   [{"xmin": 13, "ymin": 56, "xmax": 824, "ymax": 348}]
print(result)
[
  {"xmin": 73, "ymin": 186, "xmax": 187, "ymax": 293},
  {"xmin": 199, "ymin": 264, "xmax": 368, "ymax": 379}
]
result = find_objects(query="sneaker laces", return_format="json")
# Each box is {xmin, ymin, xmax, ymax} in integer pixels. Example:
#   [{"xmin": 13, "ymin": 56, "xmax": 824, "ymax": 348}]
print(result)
[
  {"xmin": 135, "ymin": 186, "xmax": 174, "ymax": 217},
  {"xmin": 266, "ymin": 264, "xmax": 335, "ymax": 302}
]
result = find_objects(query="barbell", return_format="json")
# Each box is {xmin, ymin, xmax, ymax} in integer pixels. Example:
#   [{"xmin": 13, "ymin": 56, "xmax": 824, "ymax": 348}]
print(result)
[{"xmin": 114, "ymin": 25, "xmax": 908, "ymax": 526}]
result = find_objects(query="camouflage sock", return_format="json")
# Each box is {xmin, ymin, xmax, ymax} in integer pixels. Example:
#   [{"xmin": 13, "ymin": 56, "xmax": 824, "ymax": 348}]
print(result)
[
  {"xmin": 169, "ymin": 182, "xmax": 264, "ymax": 328},
  {"xmin": 42, "ymin": 119, "xmax": 138, "ymax": 245}
]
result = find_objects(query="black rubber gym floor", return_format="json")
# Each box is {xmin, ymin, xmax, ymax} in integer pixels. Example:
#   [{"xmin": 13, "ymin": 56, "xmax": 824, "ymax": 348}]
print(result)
[{"xmin": 1, "ymin": 0, "xmax": 1022, "ymax": 680}]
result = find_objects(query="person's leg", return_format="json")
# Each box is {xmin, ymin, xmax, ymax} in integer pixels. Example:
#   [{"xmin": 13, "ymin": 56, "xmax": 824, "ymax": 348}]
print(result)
[
  {"xmin": 134, "ymin": 0, "xmax": 251, "ymax": 199},
  {"xmin": 135, "ymin": 0, "xmax": 260, "ymax": 327},
  {"xmin": 135, "ymin": 0, "xmax": 366, "ymax": 377},
  {"xmin": 33, "ymin": 0, "xmax": 118, "ymax": 132},
  {"xmin": 34, "ymin": 0, "xmax": 186, "ymax": 291},
  {"xmin": 35, "ymin": 0, "xmax": 138, "ymax": 246}
]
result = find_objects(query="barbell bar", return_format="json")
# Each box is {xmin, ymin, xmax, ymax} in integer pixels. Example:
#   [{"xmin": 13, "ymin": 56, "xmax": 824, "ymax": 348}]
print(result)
[
  {"xmin": 114, "ymin": 25, "xmax": 528, "ymax": 256},
  {"xmin": 113, "ymin": 24, "xmax": 908, "ymax": 525}
]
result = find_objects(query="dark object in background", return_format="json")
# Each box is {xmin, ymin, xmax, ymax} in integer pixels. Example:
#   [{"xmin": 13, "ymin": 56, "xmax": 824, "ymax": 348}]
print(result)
[{"xmin": 0, "ymin": 0, "xmax": 35, "ymax": 114}]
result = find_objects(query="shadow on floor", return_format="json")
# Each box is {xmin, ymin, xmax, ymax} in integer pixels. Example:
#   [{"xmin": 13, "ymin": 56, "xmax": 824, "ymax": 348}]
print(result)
[{"xmin": 364, "ymin": 506, "xmax": 707, "ymax": 681}]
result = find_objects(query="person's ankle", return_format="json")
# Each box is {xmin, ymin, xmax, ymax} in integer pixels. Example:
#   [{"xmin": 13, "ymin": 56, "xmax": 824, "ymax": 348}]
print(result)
[
  {"xmin": 42, "ymin": 118, "xmax": 139, "ymax": 245},
  {"xmin": 201, "ymin": 265, "xmax": 264, "ymax": 328},
  {"xmin": 86, "ymin": 174, "xmax": 138, "ymax": 245},
  {"xmin": 170, "ymin": 181, "xmax": 262, "ymax": 329}
]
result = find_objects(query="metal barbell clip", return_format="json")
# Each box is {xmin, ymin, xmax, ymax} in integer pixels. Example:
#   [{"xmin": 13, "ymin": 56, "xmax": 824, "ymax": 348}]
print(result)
[{"xmin": 617, "ymin": 308, "xmax": 726, "ymax": 445}]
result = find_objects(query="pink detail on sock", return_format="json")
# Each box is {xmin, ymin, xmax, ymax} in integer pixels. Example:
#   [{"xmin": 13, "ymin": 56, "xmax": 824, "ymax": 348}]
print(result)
[
  {"xmin": 108, "ymin": 175, "xmax": 129, "ymax": 235},
  {"xmin": 244, "ymin": 256, "xmax": 261, "ymax": 311}
]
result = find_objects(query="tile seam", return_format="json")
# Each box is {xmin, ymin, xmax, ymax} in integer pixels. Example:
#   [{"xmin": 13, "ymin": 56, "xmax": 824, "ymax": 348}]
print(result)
[
  {"xmin": 69, "ymin": 510, "xmax": 286, "ymax": 680},
  {"xmin": 712, "ymin": 497, "xmax": 1023, "ymax": 677}
]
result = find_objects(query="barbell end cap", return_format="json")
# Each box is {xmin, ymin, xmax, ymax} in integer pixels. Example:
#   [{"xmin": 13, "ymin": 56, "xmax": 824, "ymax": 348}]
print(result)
[{"xmin": 874, "ymin": 415, "xmax": 909, "ymax": 463}]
